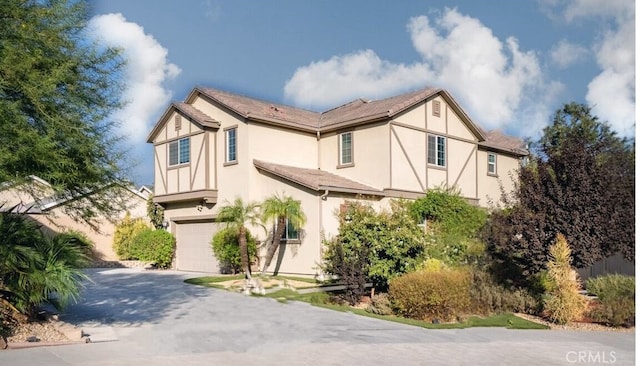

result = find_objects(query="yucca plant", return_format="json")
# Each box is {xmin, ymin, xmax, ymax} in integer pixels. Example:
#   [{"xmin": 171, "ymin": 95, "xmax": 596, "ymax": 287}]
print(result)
[{"xmin": 542, "ymin": 234, "xmax": 587, "ymax": 325}]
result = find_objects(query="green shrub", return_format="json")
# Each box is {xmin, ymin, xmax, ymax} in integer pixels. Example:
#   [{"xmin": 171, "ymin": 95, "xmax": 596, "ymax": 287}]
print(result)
[
  {"xmin": 469, "ymin": 267, "xmax": 539, "ymax": 315},
  {"xmin": 542, "ymin": 234, "xmax": 587, "ymax": 325},
  {"xmin": 211, "ymin": 227, "xmax": 257, "ymax": 274},
  {"xmin": 586, "ymin": 274, "xmax": 635, "ymax": 327},
  {"xmin": 389, "ymin": 269, "xmax": 471, "ymax": 322},
  {"xmin": 322, "ymin": 234, "xmax": 369, "ymax": 305},
  {"xmin": 53, "ymin": 230, "xmax": 95, "ymax": 265},
  {"xmin": 322, "ymin": 200, "xmax": 427, "ymax": 293},
  {"xmin": 130, "ymin": 228, "xmax": 175, "ymax": 268},
  {"xmin": 113, "ymin": 212, "xmax": 149, "ymax": 260},
  {"xmin": 410, "ymin": 188, "xmax": 487, "ymax": 265}
]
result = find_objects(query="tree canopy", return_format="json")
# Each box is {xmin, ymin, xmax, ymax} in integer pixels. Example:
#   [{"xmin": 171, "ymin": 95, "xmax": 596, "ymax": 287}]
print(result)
[
  {"xmin": 0, "ymin": 0, "xmax": 128, "ymax": 224},
  {"xmin": 484, "ymin": 103, "xmax": 635, "ymax": 285}
]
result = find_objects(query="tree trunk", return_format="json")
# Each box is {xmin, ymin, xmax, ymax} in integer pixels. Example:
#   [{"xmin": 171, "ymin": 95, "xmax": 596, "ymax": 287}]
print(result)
[
  {"xmin": 238, "ymin": 226, "xmax": 251, "ymax": 279},
  {"xmin": 262, "ymin": 216, "xmax": 286, "ymax": 274}
]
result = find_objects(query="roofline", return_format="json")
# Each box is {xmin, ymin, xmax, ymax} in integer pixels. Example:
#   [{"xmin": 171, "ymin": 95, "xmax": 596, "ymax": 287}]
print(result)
[
  {"xmin": 478, "ymin": 142, "xmax": 529, "ymax": 157},
  {"xmin": 146, "ymin": 102, "xmax": 221, "ymax": 143}
]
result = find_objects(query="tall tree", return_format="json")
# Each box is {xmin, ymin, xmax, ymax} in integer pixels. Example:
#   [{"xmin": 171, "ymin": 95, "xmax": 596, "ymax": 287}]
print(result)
[
  {"xmin": 216, "ymin": 198, "xmax": 262, "ymax": 279},
  {"xmin": 260, "ymin": 193, "xmax": 306, "ymax": 275},
  {"xmin": 0, "ymin": 0, "xmax": 128, "ymax": 225},
  {"xmin": 484, "ymin": 103, "xmax": 635, "ymax": 285}
]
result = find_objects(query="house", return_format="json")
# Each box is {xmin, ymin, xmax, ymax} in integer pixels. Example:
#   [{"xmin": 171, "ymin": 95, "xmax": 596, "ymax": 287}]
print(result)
[
  {"xmin": 0, "ymin": 176, "xmax": 150, "ymax": 263},
  {"xmin": 146, "ymin": 86, "xmax": 528, "ymax": 275}
]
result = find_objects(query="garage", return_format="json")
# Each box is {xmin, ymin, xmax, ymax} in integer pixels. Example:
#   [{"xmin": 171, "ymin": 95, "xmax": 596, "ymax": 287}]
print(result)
[{"xmin": 174, "ymin": 221, "xmax": 222, "ymax": 273}]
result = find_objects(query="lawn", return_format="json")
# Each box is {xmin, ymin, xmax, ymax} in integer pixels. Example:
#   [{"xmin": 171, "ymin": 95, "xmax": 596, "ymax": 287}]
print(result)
[{"xmin": 185, "ymin": 275, "xmax": 548, "ymax": 330}]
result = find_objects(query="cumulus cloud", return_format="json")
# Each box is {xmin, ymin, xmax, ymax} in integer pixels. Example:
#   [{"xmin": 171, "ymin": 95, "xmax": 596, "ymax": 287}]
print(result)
[
  {"xmin": 549, "ymin": 0, "xmax": 635, "ymax": 136},
  {"xmin": 550, "ymin": 39, "xmax": 589, "ymax": 68},
  {"xmin": 88, "ymin": 13, "xmax": 182, "ymax": 142},
  {"xmin": 284, "ymin": 8, "xmax": 557, "ymax": 135}
]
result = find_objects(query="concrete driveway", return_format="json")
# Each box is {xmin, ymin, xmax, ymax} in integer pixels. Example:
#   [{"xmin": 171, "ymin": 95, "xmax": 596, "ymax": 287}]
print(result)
[{"xmin": 0, "ymin": 268, "xmax": 634, "ymax": 365}]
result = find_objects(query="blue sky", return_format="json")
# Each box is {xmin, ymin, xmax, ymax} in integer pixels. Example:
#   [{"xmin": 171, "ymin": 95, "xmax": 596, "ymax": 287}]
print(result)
[{"xmin": 89, "ymin": 0, "xmax": 635, "ymax": 185}]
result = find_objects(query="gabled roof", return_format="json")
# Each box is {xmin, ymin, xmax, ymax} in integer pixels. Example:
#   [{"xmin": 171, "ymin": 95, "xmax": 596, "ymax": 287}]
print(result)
[
  {"xmin": 480, "ymin": 130, "xmax": 529, "ymax": 156},
  {"xmin": 158, "ymin": 86, "xmax": 526, "ymax": 151},
  {"xmin": 253, "ymin": 159, "xmax": 384, "ymax": 196},
  {"xmin": 147, "ymin": 102, "xmax": 221, "ymax": 143},
  {"xmin": 194, "ymin": 87, "xmax": 320, "ymax": 132}
]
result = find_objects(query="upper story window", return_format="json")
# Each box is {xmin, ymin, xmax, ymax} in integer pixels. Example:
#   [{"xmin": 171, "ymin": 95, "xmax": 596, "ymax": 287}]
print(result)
[
  {"xmin": 279, "ymin": 219, "xmax": 300, "ymax": 242},
  {"xmin": 169, "ymin": 137, "xmax": 190, "ymax": 166},
  {"xmin": 225, "ymin": 127, "xmax": 237, "ymax": 164},
  {"xmin": 339, "ymin": 131, "xmax": 353, "ymax": 166},
  {"xmin": 427, "ymin": 134, "xmax": 446, "ymax": 167},
  {"xmin": 487, "ymin": 153, "xmax": 497, "ymax": 175}
]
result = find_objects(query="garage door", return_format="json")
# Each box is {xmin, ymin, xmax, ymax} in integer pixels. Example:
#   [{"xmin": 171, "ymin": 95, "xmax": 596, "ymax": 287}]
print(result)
[{"xmin": 175, "ymin": 221, "xmax": 221, "ymax": 273}]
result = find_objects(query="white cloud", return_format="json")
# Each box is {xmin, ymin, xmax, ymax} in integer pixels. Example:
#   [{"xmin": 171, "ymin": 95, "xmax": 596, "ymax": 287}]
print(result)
[
  {"xmin": 550, "ymin": 39, "xmax": 589, "ymax": 68},
  {"xmin": 546, "ymin": 0, "xmax": 635, "ymax": 136},
  {"xmin": 88, "ymin": 13, "xmax": 181, "ymax": 142},
  {"xmin": 284, "ymin": 8, "xmax": 557, "ymax": 136}
]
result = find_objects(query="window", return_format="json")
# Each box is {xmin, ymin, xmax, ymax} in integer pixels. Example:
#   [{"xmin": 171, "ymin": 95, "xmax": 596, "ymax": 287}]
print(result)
[
  {"xmin": 225, "ymin": 127, "xmax": 237, "ymax": 163},
  {"xmin": 339, "ymin": 131, "xmax": 353, "ymax": 166},
  {"xmin": 427, "ymin": 134, "xmax": 446, "ymax": 167},
  {"xmin": 487, "ymin": 153, "xmax": 497, "ymax": 175},
  {"xmin": 168, "ymin": 138, "xmax": 190, "ymax": 166},
  {"xmin": 279, "ymin": 219, "xmax": 299, "ymax": 241}
]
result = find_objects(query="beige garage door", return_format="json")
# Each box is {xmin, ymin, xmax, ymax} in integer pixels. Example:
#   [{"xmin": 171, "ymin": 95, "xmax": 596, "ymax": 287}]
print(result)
[{"xmin": 175, "ymin": 221, "xmax": 221, "ymax": 273}]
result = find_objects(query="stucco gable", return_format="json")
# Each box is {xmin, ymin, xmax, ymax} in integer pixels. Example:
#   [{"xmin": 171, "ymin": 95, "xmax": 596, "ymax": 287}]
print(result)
[{"xmin": 146, "ymin": 102, "xmax": 220, "ymax": 143}]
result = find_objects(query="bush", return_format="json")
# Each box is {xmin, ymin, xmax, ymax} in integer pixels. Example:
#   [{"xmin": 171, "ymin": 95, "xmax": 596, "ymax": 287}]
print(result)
[
  {"xmin": 469, "ymin": 267, "xmax": 539, "ymax": 315},
  {"xmin": 366, "ymin": 293, "xmax": 393, "ymax": 316},
  {"xmin": 322, "ymin": 235, "xmax": 369, "ymax": 305},
  {"xmin": 410, "ymin": 188, "xmax": 487, "ymax": 265},
  {"xmin": 130, "ymin": 229, "xmax": 175, "ymax": 268},
  {"xmin": 211, "ymin": 227, "xmax": 257, "ymax": 274},
  {"xmin": 113, "ymin": 212, "xmax": 149, "ymax": 260},
  {"xmin": 322, "ymin": 200, "xmax": 427, "ymax": 294},
  {"xmin": 542, "ymin": 234, "xmax": 587, "ymax": 325},
  {"xmin": 52, "ymin": 230, "xmax": 95, "ymax": 265},
  {"xmin": 389, "ymin": 269, "xmax": 471, "ymax": 322},
  {"xmin": 586, "ymin": 274, "xmax": 635, "ymax": 327}
]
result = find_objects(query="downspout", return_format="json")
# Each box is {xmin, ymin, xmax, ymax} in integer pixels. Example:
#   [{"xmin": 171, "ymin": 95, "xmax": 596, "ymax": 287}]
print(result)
[{"xmin": 318, "ymin": 189, "xmax": 329, "ymax": 279}]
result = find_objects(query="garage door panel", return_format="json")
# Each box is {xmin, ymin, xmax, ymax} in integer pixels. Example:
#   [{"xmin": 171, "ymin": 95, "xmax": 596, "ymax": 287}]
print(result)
[{"xmin": 175, "ymin": 221, "xmax": 221, "ymax": 273}]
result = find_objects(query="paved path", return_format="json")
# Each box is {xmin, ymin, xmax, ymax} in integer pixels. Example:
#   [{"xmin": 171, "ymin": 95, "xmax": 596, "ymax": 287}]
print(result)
[{"xmin": 0, "ymin": 268, "xmax": 634, "ymax": 365}]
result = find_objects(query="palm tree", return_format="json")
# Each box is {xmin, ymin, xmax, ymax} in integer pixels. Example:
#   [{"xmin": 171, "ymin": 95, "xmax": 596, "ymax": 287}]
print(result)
[
  {"xmin": 261, "ymin": 193, "xmax": 306, "ymax": 275},
  {"xmin": 216, "ymin": 198, "xmax": 262, "ymax": 279}
]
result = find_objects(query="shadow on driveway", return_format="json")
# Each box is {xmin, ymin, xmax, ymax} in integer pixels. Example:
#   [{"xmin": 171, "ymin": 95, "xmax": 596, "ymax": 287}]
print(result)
[{"xmin": 59, "ymin": 268, "xmax": 215, "ymax": 327}]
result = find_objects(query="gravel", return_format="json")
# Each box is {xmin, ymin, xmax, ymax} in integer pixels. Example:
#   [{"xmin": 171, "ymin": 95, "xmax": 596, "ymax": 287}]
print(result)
[{"xmin": 6, "ymin": 320, "xmax": 70, "ymax": 344}]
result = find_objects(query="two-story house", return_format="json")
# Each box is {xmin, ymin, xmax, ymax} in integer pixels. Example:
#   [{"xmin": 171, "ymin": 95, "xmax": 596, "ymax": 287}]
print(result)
[{"xmin": 146, "ymin": 86, "xmax": 527, "ymax": 274}]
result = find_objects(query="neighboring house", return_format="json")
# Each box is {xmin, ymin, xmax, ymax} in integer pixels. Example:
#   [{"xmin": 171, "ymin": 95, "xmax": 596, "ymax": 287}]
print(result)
[
  {"xmin": 147, "ymin": 86, "xmax": 528, "ymax": 275},
  {"xmin": 0, "ymin": 176, "xmax": 149, "ymax": 262}
]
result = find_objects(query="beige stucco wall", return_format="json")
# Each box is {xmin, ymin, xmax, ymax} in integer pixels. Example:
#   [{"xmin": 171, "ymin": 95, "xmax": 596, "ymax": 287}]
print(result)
[{"xmin": 476, "ymin": 149, "xmax": 521, "ymax": 207}]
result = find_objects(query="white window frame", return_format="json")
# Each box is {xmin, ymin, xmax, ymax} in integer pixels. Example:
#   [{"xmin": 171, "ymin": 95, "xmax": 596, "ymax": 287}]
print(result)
[
  {"xmin": 225, "ymin": 127, "xmax": 237, "ymax": 164},
  {"xmin": 168, "ymin": 137, "xmax": 190, "ymax": 166},
  {"xmin": 427, "ymin": 134, "xmax": 446, "ymax": 167},
  {"xmin": 487, "ymin": 153, "xmax": 497, "ymax": 175},
  {"xmin": 338, "ymin": 131, "xmax": 353, "ymax": 166},
  {"xmin": 278, "ymin": 219, "xmax": 300, "ymax": 242}
]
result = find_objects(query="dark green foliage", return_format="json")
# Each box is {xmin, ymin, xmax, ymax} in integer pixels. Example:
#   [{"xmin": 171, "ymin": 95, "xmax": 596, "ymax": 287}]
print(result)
[
  {"xmin": 483, "ymin": 103, "xmax": 635, "ymax": 286},
  {"xmin": 586, "ymin": 275, "xmax": 635, "ymax": 327},
  {"xmin": 260, "ymin": 193, "xmax": 306, "ymax": 274},
  {"xmin": 0, "ymin": 0, "xmax": 129, "ymax": 227},
  {"xmin": 216, "ymin": 198, "xmax": 263, "ymax": 277},
  {"xmin": 322, "ymin": 235, "xmax": 370, "ymax": 306},
  {"xmin": 322, "ymin": 200, "xmax": 427, "ymax": 295},
  {"xmin": 146, "ymin": 195, "xmax": 165, "ymax": 230},
  {"xmin": 211, "ymin": 227, "xmax": 258, "ymax": 274},
  {"xmin": 130, "ymin": 229, "xmax": 176, "ymax": 269},
  {"xmin": 469, "ymin": 267, "xmax": 539, "ymax": 315},
  {"xmin": 411, "ymin": 188, "xmax": 487, "ymax": 265},
  {"xmin": 389, "ymin": 269, "xmax": 471, "ymax": 322},
  {"xmin": 0, "ymin": 212, "xmax": 89, "ymax": 318}
]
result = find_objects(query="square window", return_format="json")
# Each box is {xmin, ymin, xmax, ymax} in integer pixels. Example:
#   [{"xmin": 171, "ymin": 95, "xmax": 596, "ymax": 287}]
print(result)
[
  {"xmin": 339, "ymin": 132, "xmax": 353, "ymax": 166},
  {"xmin": 169, "ymin": 138, "xmax": 190, "ymax": 166},
  {"xmin": 428, "ymin": 134, "xmax": 446, "ymax": 167},
  {"xmin": 226, "ymin": 128, "xmax": 237, "ymax": 163},
  {"xmin": 488, "ymin": 153, "xmax": 497, "ymax": 175}
]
